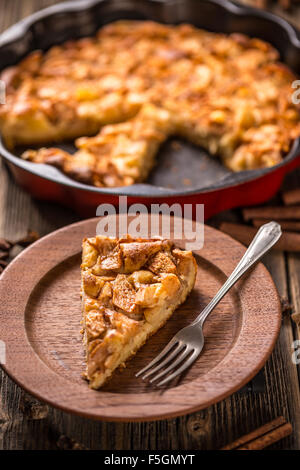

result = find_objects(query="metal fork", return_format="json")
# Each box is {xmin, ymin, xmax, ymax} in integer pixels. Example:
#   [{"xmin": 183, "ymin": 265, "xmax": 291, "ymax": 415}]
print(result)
[{"xmin": 136, "ymin": 221, "xmax": 282, "ymax": 387}]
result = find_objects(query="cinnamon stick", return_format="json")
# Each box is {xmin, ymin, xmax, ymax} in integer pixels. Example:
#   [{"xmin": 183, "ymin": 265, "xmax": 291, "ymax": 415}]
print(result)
[
  {"xmin": 220, "ymin": 222, "xmax": 300, "ymax": 252},
  {"xmin": 243, "ymin": 206, "xmax": 300, "ymax": 221},
  {"xmin": 252, "ymin": 218, "xmax": 300, "ymax": 232},
  {"xmin": 221, "ymin": 416, "xmax": 292, "ymax": 450},
  {"xmin": 282, "ymin": 188, "xmax": 300, "ymax": 206}
]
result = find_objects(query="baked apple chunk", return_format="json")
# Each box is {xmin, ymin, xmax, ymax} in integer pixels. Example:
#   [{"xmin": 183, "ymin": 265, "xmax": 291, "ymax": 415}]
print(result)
[{"xmin": 81, "ymin": 235, "xmax": 197, "ymax": 389}]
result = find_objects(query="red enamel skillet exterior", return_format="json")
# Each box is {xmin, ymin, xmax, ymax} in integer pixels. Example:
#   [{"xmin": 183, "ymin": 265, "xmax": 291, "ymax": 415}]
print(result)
[{"xmin": 6, "ymin": 152, "xmax": 300, "ymax": 219}]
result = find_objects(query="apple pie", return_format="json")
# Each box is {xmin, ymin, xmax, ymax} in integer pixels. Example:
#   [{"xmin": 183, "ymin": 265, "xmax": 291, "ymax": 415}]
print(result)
[
  {"xmin": 1, "ymin": 20, "xmax": 299, "ymax": 186},
  {"xmin": 81, "ymin": 234, "xmax": 197, "ymax": 389}
]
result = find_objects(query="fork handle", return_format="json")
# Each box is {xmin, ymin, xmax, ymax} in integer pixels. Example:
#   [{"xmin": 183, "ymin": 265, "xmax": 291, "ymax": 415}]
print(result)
[{"xmin": 194, "ymin": 221, "xmax": 282, "ymax": 326}]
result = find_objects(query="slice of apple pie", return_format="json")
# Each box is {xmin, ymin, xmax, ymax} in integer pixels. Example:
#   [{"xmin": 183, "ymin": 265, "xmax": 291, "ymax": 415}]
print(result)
[{"xmin": 81, "ymin": 234, "xmax": 197, "ymax": 389}]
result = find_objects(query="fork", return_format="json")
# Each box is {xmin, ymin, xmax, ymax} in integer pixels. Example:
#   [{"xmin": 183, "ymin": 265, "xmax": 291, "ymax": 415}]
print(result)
[{"xmin": 136, "ymin": 221, "xmax": 282, "ymax": 387}]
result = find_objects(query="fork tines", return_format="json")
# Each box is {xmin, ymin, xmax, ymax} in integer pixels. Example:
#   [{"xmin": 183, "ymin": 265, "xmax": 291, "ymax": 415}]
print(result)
[{"xmin": 136, "ymin": 339, "xmax": 197, "ymax": 387}]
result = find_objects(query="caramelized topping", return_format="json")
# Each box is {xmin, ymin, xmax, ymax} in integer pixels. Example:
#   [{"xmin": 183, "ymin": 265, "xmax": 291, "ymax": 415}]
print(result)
[{"xmin": 0, "ymin": 20, "xmax": 298, "ymax": 185}]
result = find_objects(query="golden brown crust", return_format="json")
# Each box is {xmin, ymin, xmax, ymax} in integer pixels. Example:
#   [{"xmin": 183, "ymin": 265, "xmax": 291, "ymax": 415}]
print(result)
[
  {"xmin": 1, "ymin": 20, "xmax": 299, "ymax": 183},
  {"xmin": 81, "ymin": 234, "xmax": 197, "ymax": 388}
]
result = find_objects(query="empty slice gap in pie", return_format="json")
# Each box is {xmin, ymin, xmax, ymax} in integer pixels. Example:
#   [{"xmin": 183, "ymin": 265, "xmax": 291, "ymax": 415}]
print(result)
[{"xmin": 81, "ymin": 234, "xmax": 197, "ymax": 389}]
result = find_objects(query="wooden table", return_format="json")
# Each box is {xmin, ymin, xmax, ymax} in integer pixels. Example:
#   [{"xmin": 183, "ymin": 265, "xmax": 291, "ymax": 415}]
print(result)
[{"xmin": 0, "ymin": 0, "xmax": 300, "ymax": 451}]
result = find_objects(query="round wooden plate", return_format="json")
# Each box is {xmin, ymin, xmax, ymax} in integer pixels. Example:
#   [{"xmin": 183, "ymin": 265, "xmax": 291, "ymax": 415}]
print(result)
[{"xmin": 0, "ymin": 216, "xmax": 281, "ymax": 421}]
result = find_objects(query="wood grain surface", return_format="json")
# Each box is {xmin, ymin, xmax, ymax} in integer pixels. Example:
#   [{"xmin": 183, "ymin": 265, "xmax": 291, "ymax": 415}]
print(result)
[
  {"xmin": 0, "ymin": 216, "xmax": 281, "ymax": 421},
  {"xmin": 0, "ymin": 0, "xmax": 300, "ymax": 449}
]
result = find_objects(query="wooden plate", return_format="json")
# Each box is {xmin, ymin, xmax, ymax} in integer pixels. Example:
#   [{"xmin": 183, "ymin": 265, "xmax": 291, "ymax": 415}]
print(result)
[{"xmin": 0, "ymin": 216, "xmax": 281, "ymax": 421}]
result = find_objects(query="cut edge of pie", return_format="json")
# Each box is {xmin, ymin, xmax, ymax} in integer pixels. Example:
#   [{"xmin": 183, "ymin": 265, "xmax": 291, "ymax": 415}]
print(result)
[{"xmin": 80, "ymin": 234, "xmax": 197, "ymax": 389}]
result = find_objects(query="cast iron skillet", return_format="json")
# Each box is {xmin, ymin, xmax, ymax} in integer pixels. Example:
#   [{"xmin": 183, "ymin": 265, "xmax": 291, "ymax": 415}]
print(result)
[{"xmin": 0, "ymin": 0, "xmax": 299, "ymax": 216}]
